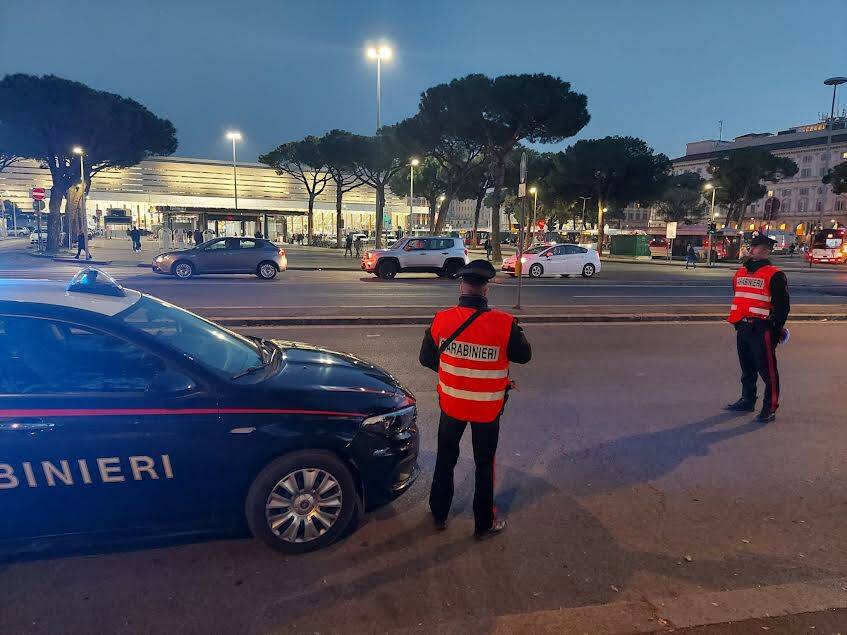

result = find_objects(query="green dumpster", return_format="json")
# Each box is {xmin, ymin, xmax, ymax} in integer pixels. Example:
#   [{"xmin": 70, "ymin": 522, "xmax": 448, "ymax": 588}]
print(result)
[{"xmin": 609, "ymin": 234, "xmax": 650, "ymax": 257}]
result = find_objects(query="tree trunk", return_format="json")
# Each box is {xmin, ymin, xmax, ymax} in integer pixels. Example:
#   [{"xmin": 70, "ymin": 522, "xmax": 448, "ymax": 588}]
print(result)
[
  {"xmin": 65, "ymin": 184, "xmax": 83, "ymax": 240},
  {"xmin": 335, "ymin": 185, "xmax": 344, "ymax": 249},
  {"xmin": 374, "ymin": 185, "xmax": 385, "ymax": 249},
  {"xmin": 47, "ymin": 186, "xmax": 64, "ymax": 253},
  {"xmin": 471, "ymin": 194, "xmax": 484, "ymax": 246},
  {"xmin": 433, "ymin": 197, "xmax": 451, "ymax": 235},
  {"xmin": 307, "ymin": 194, "xmax": 315, "ymax": 245},
  {"xmin": 490, "ymin": 159, "xmax": 506, "ymax": 262},
  {"xmin": 428, "ymin": 199, "xmax": 436, "ymax": 234},
  {"xmin": 596, "ymin": 199, "xmax": 606, "ymax": 258}
]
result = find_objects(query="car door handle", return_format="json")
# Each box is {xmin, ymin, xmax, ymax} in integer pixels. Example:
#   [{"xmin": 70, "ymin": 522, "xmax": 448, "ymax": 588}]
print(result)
[
  {"xmin": 442, "ymin": 252, "xmax": 449, "ymax": 255},
  {"xmin": 0, "ymin": 421, "xmax": 55, "ymax": 431}
]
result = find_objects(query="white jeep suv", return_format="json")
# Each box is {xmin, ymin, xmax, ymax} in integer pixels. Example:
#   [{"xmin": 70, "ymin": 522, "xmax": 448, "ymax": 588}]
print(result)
[{"xmin": 362, "ymin": 236, "xmax": 469, "ymax": 279}]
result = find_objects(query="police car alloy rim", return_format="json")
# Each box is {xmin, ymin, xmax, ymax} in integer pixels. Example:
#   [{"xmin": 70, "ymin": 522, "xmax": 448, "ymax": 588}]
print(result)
[{"xmin": 265, "ymin": 468, "xmax": 343, "ymax": 542}]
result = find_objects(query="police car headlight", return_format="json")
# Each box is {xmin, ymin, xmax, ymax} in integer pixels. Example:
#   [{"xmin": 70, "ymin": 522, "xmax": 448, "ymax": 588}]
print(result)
[{"xmin": 362, "ymin": 406, "xmax": 416, "ymax": 436}]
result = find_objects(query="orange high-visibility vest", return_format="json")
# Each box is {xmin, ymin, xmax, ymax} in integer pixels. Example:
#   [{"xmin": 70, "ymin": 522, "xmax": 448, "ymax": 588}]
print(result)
[
  {"xmin": 727, "ymin": 264, "xmax": 779, "ymax": 324},
  {"xmin": 431, "ymin": 307, "xmax": 514, "ymax": 423}
]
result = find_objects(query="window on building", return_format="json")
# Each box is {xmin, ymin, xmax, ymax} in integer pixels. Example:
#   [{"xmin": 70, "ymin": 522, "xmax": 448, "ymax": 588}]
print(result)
[
  {"xmin": 801, "ymin": 168, "xmax": 812, "ymax": 178},
  {"xmin": 782, "ymin": 200, "xmax": 791, "ymax": 213},
  {"xmin": 836, "ymin": 200, "xmax": 845, "ymax": 211},
  {"xmin": 815, "ymin": 201, "xmax": 822, "ymax": 212},
  {"xmin": 799, "ymin": 187, "xmax": 809, "ymax": 195},
  {"xmin": 820, "ymin": 153, "xmax": 829, "ymax": 161},
  {"xmin": 781, "ymin": 189, "xmax": 791, "ymax": 196},
  {"xmin": 820, "ymin": 168, "xmax": 827, "ymax": 177},
  {"xmin": 803, "ymin": 155, "xmax": 813, "ymax": 163},
  {"xmin": 799, "ymin": 198, "xmax": 808, "ymax": 213},
  {"xmin": 842, "ymin": 151, "xmax": 847, "ymax": 160}
]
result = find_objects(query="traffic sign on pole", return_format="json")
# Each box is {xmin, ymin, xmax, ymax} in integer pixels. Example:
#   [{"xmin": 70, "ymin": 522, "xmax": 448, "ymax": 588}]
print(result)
[{"xmin": 31, "ymin": 187, "xmax": 46, "ymax": 201}]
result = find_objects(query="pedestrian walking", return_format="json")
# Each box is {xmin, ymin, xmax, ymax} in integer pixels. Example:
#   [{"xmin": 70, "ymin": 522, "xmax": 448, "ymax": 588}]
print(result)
[
  {"xmin": 129, "ymin": 226, "xmax": 141, "ymax": 252},
  {"xmin": 193, "ymin": 228, "xmax": 204, "ymax": 246},
  {"xmin": 725, "ymin": 232, "xmax": 790, "ymax": 423},
  {"xmin": 484, "ymin": 238, "xmax": 492, "ymax": 260},
  {"xmin": 685, "ymin": 243, "xmax": 697, "ymax": 269},
  {"xmin": 354, "ymin": 235, "xmax": 363, "ymax": 258},
  {"xmin": 419, "ymin": 260, "xmax": 532, "ymax": 540},
  {"xmin": 344, "ymin": 233, "xmax": 353, "ymax": 257},
  {"xmin": 788, "ymin": 242, "xmax": 796, "ymax": 258},
  {"xmin": 74, "ymin": 231, "xmax": 91, "ymax": 260}
]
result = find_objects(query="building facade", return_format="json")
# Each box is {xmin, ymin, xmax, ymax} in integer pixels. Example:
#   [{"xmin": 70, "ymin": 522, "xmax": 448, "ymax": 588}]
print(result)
[
  {"xmin": 672, "ymin": 118, "xmax": 847, "ymax": 236},
  {"xmin": 0, "ymin": 155, "xmax": 426, "ymax": 240}
]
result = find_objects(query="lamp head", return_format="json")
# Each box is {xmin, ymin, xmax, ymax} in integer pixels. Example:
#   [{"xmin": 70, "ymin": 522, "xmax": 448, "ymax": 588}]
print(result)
[{"xmin": 226, "ymin": 131, "xmax": 242, "ymax": 141}]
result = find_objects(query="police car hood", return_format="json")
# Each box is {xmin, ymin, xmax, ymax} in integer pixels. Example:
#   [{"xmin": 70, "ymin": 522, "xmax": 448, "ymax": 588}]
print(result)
[{"xmin": 270, "ymin": 340, "xmax": 413, "ymax": 405}]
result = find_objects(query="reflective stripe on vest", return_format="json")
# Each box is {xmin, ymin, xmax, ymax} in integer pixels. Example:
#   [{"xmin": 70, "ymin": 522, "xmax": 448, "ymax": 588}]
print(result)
[
  {"xmin": 431, "ymin": 306, "xmax": 514, "ymax": 423},
  {"xmin": 727, "ymin": 264, "xmax": 779, "ymax": 324}
]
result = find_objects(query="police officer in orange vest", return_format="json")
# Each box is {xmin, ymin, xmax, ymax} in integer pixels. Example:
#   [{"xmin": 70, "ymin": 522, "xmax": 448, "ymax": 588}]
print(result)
[
  {"xmin": 419, "ymin": 260, "xmax": 532, "ymax": 540},
  {"xmin": 726, "ymin": 232, "xmax": 790, "ymax": 422}
]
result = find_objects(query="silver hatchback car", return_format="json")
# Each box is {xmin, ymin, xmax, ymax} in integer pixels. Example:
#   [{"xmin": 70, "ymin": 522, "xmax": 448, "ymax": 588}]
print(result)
[{"xmin": 152, "ymin": 237, "xmax": 288, "ymax": 280}]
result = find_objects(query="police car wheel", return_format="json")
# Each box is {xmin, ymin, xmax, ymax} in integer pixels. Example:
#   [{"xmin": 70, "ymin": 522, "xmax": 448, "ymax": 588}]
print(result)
[
  {"xmin": 581, "ymin": 263, "xmax": 596, "ymax": 278},
  {"xmin": 246, "ymin": 451, "xmax": 357, "ymax": 554},
  {"xmin": 257, "ymin": 261, "xmax": 278, "ymax": 279},
  {"xmin": 528, "ymin": 263, "xmax": 544, "ymax": 278},
  {"xmin": 173, "ymin": 261, "xmax": 195, "ymax": 279},
  {"xmin": 377, "ymin": 260, "xmax": 398, "ymax": 279}
]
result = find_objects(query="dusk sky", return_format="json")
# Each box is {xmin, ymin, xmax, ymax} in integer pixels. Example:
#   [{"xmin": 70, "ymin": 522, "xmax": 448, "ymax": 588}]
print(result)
[{"xmin": 2, "ymin": 0, "xmax": 845, "ymax": 164}]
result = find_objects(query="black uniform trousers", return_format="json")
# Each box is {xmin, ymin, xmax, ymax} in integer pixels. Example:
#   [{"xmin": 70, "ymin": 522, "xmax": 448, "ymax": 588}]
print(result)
[
  {"xmin": 429, "ymin": 412, "xmax": 499, "ymax": 533},
  {"xmin": 736, "ymin": 318, "xmax": 780, "ymax": 412}
]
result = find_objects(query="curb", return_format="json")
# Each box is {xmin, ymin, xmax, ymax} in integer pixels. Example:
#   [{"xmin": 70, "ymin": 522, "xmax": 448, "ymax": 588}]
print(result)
[
  {"xmin": 52, "ymin": 257, "xmax": 113, "ymax": 265},
  {"xmin": 210, "ymin": 313, "xmax": 847, "ymax": 327}
]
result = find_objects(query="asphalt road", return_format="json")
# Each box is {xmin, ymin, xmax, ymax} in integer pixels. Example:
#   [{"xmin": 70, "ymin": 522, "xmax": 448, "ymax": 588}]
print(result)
[
  {"xmin": 2, "ymin": 243, "xmax": 847, "ymax": 318},
  {"xmin": 2, "ymin": 323, "xmax": 847, "ymax": 634}
]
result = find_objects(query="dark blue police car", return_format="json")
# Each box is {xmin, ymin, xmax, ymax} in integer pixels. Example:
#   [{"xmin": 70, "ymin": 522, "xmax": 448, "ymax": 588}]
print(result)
[{"xmin": 0, "ymin": 269, "xmax": 418, "ymax": 554}]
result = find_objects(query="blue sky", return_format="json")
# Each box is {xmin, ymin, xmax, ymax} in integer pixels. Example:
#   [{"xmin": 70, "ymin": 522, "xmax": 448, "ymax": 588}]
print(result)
[{"xmin": 1, "ymin": 0, "xmax": 845, "ymax": 162}]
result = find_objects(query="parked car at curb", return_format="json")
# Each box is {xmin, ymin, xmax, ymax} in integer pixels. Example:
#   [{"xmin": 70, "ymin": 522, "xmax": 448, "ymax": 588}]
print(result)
[
  {"xmin": 501, "ymin": 243, "xmax": 601, "ymax": 278},
  {"xmin": 152, "ymin": 237, "xmax": 287, "ymax": 280},
  {"xmin": 0, "ymin": 269, "xmax": 419, "ymax": 555},
  {"xmin": 361, "ymin": 236, "xmax": 469, "ymax": 279}
]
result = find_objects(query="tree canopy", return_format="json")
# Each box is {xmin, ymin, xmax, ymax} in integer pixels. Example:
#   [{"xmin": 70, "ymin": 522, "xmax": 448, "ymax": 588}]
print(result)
[
  {"xmin": 707, "ymin": 148, "xmax": 798, "ymax": 225},
  {"xmin": 655, "ymin": 172, "xmax": 707, "ymax": 224},
  {"xmin": 550, "ymin": 136, "xmax": 670, "ymax": 249},
  {"xmin": 823, "ymin": 161, "xmax": 847, "ymax": 195},
  {"xmin": 0, "ymin": 74, "xmax": 177, "ymax": 251}
]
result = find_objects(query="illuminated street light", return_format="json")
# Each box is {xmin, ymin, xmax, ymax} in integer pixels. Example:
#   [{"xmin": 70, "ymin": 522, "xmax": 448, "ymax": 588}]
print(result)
[
  {"xmin": 365, "ymin": 43, "xmax": 392, "ymax": 130},
  {"xmin": 226, "ymin": 131, "xmax": 242, "ymax": 212}
]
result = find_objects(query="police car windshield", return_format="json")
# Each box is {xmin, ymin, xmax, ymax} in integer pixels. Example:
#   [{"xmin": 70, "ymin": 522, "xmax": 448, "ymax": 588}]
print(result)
[{"xmin": 117, "ymin": 296, "xmax": 263, "ymax": 376}]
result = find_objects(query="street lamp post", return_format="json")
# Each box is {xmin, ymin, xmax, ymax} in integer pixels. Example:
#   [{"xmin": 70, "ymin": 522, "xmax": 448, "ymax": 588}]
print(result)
[
  {"xmin": 814, "ymin": 77, "xmax": 847, "ymax": 268},
  {"xmin": 409, "ymin": 158, "xmax": 418, "ymax": 235},
  {"xmin": 705, "ymin": 182, "xmax": 719, "ymax": 267},
  {"xmin": 367, "ymin": 45, "xmax": 392, "ymax": 243},
  {"xmin": 72, "ymin": 146, "xmax": 89, "ymax": 256},
  {"xmin": 225, "ymin": 131, "xmax": 242, "ymax": 215}
]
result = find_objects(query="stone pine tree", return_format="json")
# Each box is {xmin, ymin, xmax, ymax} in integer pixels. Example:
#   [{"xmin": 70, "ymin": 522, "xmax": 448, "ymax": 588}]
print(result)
[
  {"xmin": 259, "ymin": 136, "xmax": 331, "ymax": 245},
  {"xmin": 413, "ymin": 74, "xmax": 589, "ymax": 261},
  {"xmin": 317, "ymin": 130, "xmax": 366, "ymax": 248},
  {"xmin": 0, "ymin": 74, "xmax": 177, "ymax": 252},
  {"xmin": 707, "ymin": 148, "xmax": 798, "ymax": 226},
  {"xmin": 550, "ymin": 136, "xmax": 671, "ymax": 252},
  {"xmin": 823, "ymin": 160, "xmax": 847, "ymax": 195}
]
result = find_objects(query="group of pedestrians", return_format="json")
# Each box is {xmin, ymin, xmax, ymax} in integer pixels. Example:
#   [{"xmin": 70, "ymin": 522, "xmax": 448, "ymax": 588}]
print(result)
[{"xmin": 343, "ymin": 233, "xmax": 363, "ymax": 258}]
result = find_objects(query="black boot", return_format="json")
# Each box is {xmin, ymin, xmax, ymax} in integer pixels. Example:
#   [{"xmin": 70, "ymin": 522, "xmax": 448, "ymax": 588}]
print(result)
[
  {"xmin": 757, "ymin": 408, "xmax": 776, "ymax": 423},
  {"xmin": 725, "ymin": 398, "xmax": 756, "ymax": 412}
]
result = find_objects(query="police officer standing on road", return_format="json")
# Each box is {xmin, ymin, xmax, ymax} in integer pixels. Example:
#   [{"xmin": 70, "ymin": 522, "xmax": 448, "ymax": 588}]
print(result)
[
  {"xmin": 419, "ymin": 260, "xmax": 532, "ymax": 540},
  {"xmin": 726, "ymin": 232, "xmax": 790, "ymax": 422}
]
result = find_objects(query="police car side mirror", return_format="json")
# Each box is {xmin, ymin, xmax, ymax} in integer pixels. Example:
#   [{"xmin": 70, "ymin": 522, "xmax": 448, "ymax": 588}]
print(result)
[{"xmin": 148, "ymin": 369, "xmax": 196, "ymax": 395}]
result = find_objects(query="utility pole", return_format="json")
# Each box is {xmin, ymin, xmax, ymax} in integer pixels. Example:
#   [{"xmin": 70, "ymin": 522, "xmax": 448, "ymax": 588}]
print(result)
[{"xmin": 514, "ymin": 152, "xmax": 527, "ymax": 310}]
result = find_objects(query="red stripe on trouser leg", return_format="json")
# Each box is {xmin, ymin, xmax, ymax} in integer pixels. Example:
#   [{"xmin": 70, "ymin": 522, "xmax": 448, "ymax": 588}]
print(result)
[
  {"xmin": 492, "ymin": 456, "xmax": 497, "ymax": 519},
  {"xmin": 764, "ymin": 330, "xmax": 779, "ymax": 410}
]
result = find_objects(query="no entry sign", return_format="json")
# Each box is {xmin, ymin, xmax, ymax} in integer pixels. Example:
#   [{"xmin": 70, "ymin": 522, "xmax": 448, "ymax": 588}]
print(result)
[{"xmin": 31, "ymin": 187, "xmax": 46, "ymax": 201}]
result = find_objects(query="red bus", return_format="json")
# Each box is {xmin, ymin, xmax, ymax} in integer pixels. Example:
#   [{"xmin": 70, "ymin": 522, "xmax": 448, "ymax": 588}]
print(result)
[{"xmin": 807, "ymin": 228, "xmax": 847, "ymax": 264}]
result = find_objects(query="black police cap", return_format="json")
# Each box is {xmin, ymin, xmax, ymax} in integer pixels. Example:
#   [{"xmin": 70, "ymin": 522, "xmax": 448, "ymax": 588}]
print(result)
[
  {"xmin": 456, "ymin": 259, "xmax": 497, "ymax": 282},
  {"xmin": 750, "ymin": 231, "xmax": 777, "ymax": 248}
]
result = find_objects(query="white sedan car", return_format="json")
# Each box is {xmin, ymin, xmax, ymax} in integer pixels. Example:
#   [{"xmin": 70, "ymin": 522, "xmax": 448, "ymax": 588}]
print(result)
[{"xmin": 502, "ymin": 243, "xmax": 601, "ymax": 278}]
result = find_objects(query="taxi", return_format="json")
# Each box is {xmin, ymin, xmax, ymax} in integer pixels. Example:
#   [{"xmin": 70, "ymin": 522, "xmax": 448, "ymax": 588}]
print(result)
[{"xmin": 0, "ymin": 269, "xmax": 418, "ymax": 555}]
